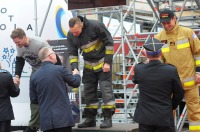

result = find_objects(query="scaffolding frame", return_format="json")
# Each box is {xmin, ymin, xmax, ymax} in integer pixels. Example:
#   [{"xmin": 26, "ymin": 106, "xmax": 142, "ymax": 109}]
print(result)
[
  {"xmin": 73, "ymin": 0, "xmax": 200, "ymax": 127},
  {"xmin": 74, "ymin": 0, "xmax": 156, "ymax": 123}
]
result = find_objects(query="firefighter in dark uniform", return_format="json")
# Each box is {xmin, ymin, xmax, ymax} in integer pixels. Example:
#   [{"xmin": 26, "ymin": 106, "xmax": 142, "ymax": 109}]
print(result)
[
  {"xmin": 0, "ymin": 63, "xmax": 20, "ymax": 132},
  {"xmin": 66, "ymin": 16, "xmax": 115, "ymax": 128},
  {"xmin": 132, "ymin": 38, "xmax": 184, "ymax": 132}
]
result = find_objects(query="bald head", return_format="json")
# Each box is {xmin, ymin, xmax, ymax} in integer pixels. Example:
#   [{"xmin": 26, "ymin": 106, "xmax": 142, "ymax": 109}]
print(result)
[{"xmin": 38, "ymin": 47, "xmax": 56, "ymax": 61}]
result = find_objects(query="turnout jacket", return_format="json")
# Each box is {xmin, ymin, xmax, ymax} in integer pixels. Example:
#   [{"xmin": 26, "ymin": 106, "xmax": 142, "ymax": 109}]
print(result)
[
  {"xmin": 155, "ymin": 23, "xmax": 200, "ymax": 90},
  {"xmin": 67, "ymin": 16, "xmax": 114, "ymax": 72},
  {"xmin": 132, "ymin": 60, "xmax": 184, "ymax": 126},
  {"xmin": 0, "ymin": 69, "xmax": 20, "ymax": 121}
]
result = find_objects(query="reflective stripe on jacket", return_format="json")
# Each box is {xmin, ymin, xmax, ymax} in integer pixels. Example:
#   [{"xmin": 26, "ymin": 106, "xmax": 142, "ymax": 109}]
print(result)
[
  {"xmin": 155, "ymin": 23, "xmax": 200, "ymax": 89},
  {"xmin": 67, "ymin": 17, "xmax": 114, "ymax": 71}
]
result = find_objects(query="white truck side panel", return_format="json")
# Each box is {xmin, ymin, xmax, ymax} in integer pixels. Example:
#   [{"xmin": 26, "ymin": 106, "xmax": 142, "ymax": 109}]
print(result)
[{"xmin": 0, "ymin": 0, "xmax": 72, "ymax": 126}]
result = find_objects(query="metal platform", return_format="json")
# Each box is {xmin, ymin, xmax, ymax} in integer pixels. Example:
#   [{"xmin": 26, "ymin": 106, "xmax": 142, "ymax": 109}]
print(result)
[{"xmin": 73, "ymin": 123, "xmax": 139, "ymax": 132}]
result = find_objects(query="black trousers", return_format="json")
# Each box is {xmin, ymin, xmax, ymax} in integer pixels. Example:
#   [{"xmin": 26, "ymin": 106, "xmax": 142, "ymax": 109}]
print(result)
[
  {"xmin": 0, "ymin": 120, "xmax": 11, "ymax": 132},
  {"xmin": 44, "ymin": 127, "xmax": 72, "ymax": 132},
  {"xmin": 139, "ymin": 124, "xmax": 175, "ymax": 132}
]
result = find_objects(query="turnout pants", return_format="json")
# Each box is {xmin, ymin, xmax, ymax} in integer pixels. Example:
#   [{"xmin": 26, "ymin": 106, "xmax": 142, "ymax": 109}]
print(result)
[
  {"xmin": 184, "ymin": 85, "xmax": 200, "ymax": 131},
  {"xmin": 78, "ymin": 69, "xmax": 115, "ymax": 128},
  {"xmin": 82, "ymin": 69, "xmax": 114, "ymax": 105}
]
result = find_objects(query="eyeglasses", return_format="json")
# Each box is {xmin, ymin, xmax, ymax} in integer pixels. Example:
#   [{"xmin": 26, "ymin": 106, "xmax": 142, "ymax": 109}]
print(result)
[{"xmin": 46, "ymin": 52, "xmax": 55, "ymax": 58}]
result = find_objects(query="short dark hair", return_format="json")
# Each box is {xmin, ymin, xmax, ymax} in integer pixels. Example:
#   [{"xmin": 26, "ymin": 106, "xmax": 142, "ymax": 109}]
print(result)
[
  {"xmin": 69, "ymin": 17, "xmax": 82, "ymax": 28},
  {"xmin": 10, "ymin": 28, "xmax": 26, "ymax": 39}
]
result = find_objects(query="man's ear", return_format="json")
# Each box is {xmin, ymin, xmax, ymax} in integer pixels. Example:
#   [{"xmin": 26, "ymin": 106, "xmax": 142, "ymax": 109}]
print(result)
[{"xmin": 81, "ymin": 22, "xmax": 83, "ymax": 27}]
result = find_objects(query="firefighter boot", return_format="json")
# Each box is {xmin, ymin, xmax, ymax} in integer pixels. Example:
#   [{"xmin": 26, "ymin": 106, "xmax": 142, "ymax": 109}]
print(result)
[
  {"xmin": 77, "ymin": 108, "xmax": 97, "ymax": 128},
  {"xmin": 100, "ymin": 108, "xmax": 114, "ymax": 128}
]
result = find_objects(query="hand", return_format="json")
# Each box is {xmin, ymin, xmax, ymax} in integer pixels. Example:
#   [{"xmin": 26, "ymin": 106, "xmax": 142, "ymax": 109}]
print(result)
[
  {"xmin": 144, "ymin": 58, "xmax": 149, "ymax": 64},
  {"xmin": 72, "ymin": 69, "xmax": 79, "ymax": 75},
  {"xmin": 13, "ymin": 75, "xmax": 20, "ymax": 86},
  {"xmin": 102, "ymin": 63, "xmax": 110, "ymax": 72},
  {"xmin": 195, "ymin": 73, "xmax": 200, "ymax": 84}
]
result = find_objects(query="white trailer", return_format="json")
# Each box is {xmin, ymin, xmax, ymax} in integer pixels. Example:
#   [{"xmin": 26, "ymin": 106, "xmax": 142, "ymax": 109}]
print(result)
[{"xmin": 0, "ymin": 0, "xmax": 73, "ymax": 127}]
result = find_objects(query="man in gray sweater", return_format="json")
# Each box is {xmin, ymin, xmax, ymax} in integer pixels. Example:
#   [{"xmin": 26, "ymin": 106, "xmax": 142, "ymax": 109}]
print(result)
[{"xmin": 10, "ymin": 28, "xmax": 61, "ymax": 132}]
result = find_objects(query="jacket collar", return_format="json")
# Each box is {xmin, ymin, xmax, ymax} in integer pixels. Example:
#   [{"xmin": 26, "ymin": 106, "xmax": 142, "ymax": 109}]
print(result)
[
  {"xmin": 77, "ymin": 16, "xmax": 89, "ymax": 28},
  {"xmin": 164, "ymin": 23, "xmax": 179, "ymax": 35},
  {"xmin": 41, "ymin": 61, "xmax": 54, "ymax": 65},
  {"xmin": 149, "ymin": 60, "xmax": 162, "ymax": 64},
  {"xmin": 82, "ymin": 17, "xmax": 89, "ymax": 28}
]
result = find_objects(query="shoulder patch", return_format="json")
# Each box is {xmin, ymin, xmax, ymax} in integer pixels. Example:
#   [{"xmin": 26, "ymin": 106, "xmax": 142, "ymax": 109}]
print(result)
[
  {"xmin": 0, "ymin": 69, "xmax": 7, "ymax": 73},
  {"xmin": 192, "ymin": 33, "xmax": 197, "ymax": 39}
]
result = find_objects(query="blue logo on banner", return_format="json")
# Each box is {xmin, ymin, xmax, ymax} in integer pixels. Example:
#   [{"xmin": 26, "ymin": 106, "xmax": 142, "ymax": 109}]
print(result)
[{"xmin": 55, "ymin": 6, "xmax": 68, "ymax": 38}]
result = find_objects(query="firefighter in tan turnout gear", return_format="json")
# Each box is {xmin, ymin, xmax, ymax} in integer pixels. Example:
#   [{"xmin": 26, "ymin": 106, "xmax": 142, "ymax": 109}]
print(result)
[
  {"xmin": 155, "ymin": 9, "xmax": 200, "ymax": 131},
  {"xmin": 66, "ymin": 16, "xmax": 115, "ymax": 128}
]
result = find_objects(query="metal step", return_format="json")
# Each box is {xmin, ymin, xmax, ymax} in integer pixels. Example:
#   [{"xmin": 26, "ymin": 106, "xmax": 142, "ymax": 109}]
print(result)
[
  {"xmin": 179, "ymin": 15, "xmax": 200, "ymax": 21},
  {"xmin": 96, "ymin": 118, "xmax": 134, "ymax": 124},
  {"xmin": 73, "ymin": 123, "xmax": 139, "ymax": 132},
  {"xmin": 184, "ymin": 25, "xmax": 200, "ymax": 29},
  {"xmin": 115, "ymin": 108, "xmax": 136, "ymax": 113},
  {"xmin": 115, "ymin": 71, "xmax": 134, "ymax": 76},
  {"xmin": 115, "ymin": 99, "xmax": 138, "ymax": 104},
  {"xmin": 128, "ymin": 38, "xmax": 146, "ymax": 42},
  {"xmin": 113, "ymin": 89, "xmax": 138, "ymax": 94},
  {"xmin": 112, "ymin": 80, "xmax": 133, "ymax": 85},
  {"xmin": 175, "ymin": 5, "xmax": 200, "ymax": 11},
  {"xmin": 120, "ymin": 63, "xmax": 134, "ymax": 67},
  {"xmin": 80, "ymin": 98, "xmax": 138, "ymax": 106},
  {"xmin": 125, "ymin": 54, "xmax": 145, "ymax": 59},
  {"xmin": 131, "ymin": 46, "xmax": 143, "ymax": 50}
]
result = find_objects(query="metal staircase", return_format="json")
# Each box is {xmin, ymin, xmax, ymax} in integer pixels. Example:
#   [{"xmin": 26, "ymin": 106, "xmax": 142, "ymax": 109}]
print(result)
[{"xmin": 70, "ymin": 0, "xmax": 200, "ymax": 131}]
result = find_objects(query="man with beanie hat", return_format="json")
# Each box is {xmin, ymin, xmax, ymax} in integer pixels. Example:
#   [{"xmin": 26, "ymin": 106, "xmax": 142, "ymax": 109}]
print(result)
[
  {"xmin": 132, "ymin": 37, "xmax": 184, "ymax": 132},
  {"xmin": 155, "ymin": 8, "xmax": 200, "ymax": 131}
]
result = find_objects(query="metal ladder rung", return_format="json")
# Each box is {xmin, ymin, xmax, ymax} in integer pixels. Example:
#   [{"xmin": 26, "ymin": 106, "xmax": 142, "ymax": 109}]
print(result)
[{"xmin": 177, "ymin": 105, "xmax": 187, "ymax": 132}]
